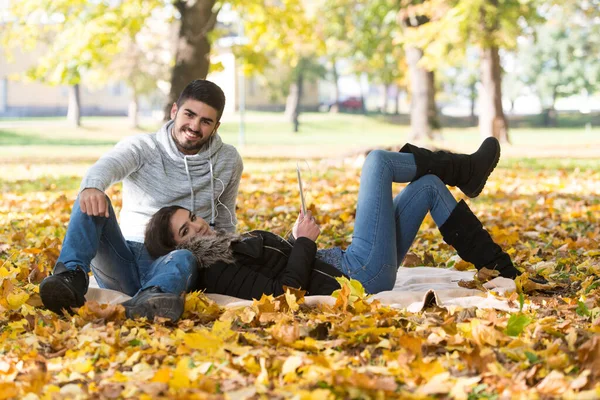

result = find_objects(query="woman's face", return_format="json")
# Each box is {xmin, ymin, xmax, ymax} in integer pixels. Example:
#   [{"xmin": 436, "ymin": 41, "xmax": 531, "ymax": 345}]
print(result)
[{"xmin": 170, "ymin": 209, "xmax": 214, "ymax": 244}]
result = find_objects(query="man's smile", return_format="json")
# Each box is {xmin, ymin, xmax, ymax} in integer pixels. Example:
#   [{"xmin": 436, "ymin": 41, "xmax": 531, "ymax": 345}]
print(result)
[{"xmin": 183, "ymin": 127, "xmax": 201, "ymax": 140}]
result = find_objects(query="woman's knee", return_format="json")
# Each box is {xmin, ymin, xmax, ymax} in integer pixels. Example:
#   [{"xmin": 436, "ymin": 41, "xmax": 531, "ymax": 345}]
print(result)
[
  {"xmin": 363, "ymin": 150, "xmax": 391, "ymax": 174},
  {"xmin": 416, "ymin": 174, "xmax": 445, "ymax": 188}
]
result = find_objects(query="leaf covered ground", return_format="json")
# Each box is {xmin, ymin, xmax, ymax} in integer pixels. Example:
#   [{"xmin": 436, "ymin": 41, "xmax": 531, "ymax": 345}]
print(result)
[{"xmin": 0, "ymin": 159, "xmax": 599, "ymax": 399}]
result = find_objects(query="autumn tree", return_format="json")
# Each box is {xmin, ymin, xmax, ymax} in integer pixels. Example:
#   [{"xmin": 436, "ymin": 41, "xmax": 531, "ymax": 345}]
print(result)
[
  {"xmin": 397, "ymin": 1, "xmax": 441, "ymax": 140},
  {"xmin": 349, "ymin": 0, "xmax": 406, "ymax": 115},
  {"xmin": 318, "ymin": 0, "xmax": 354, "ymax": 108},
  {"xmin": 234, "ymin": 0, "xmax": 324, "ymax": 133},
  {"xmin": 441, "ymin": 49, "xmax": 480, "ymax": 124},
  {"xmin": 403, "ymin": 0, "xmax": 541, "ymax": 142},
  {"xmin": 0, "ymin": 0, "xmax": 159, "ymax": 127},
  {"xmin": 164, "ymin": 0, "xmax": 221, "ymax": 118},
  {"xmin": 517, "ymin": 4, "xmax": 600, "ymax": 126}
]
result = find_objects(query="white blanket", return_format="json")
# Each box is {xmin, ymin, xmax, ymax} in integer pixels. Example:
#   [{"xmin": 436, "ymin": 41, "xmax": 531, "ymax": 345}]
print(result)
[{"xmin": 86, "ymin": 267, "xmax": 517, "ymax": 312}]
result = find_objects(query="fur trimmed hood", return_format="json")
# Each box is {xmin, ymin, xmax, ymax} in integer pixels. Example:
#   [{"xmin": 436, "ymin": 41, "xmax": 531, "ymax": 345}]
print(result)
[{"xmin": 178, "ymin": 231, "xmax": 241, "ymax": 268}]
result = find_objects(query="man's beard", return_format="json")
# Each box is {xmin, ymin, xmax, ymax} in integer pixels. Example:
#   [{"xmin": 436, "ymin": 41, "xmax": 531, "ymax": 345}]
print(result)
[
  {"xmin": 173, "ymin": 129, "xmax": 205, "ymax": 153},
  {"xmin": 178, "ymin": 230, "xmax": 241, "ymax": 268}
]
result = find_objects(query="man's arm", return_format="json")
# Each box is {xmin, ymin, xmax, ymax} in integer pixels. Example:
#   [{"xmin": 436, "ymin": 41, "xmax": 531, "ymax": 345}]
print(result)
[
  {"xmin": 78, "ymin": 136, "xmax": 146, "ymax": 216},
  {"xmin": 215, "ymin": 151, "xmax": 244, "ymax": 231}
]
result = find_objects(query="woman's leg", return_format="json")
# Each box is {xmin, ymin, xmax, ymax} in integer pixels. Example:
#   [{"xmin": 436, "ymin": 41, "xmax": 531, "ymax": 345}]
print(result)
[
  {"xmin": 341, "ymin": 150, "xmax": 419, "ymax": 293},
  {"xmin": 392, "ymin": 175, "xmax": 458, "ymax": 264}
]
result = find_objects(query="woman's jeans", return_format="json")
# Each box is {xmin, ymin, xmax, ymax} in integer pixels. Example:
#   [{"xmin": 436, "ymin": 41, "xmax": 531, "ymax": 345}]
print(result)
[
  {"xmin": 342, "ymin": 150, "xmax": 458, "ymax": 293},
  {"xmin": 56, "ymin": 198, "xmax": 198, "ymax": 297}
]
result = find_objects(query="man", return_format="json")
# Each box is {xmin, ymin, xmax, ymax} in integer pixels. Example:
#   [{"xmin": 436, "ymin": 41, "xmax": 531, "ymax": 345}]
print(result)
[{"xmin": 39, "ymin": 80, "xmax": 243, "ymax": 321}]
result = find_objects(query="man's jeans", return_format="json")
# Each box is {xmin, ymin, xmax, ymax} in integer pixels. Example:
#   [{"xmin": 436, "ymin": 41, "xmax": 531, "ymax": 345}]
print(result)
[
  {"xmin": 342, "ymin": 150, "xmax": 458, "ymax": 294},
  {"xmin": 56, "ymin": 197, "xmax": 198, "ymax": 297}
]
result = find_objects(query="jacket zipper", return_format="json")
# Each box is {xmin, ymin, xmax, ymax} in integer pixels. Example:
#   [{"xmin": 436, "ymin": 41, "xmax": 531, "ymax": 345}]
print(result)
[
  {"xmin": 313, "ymin": 268, "xmax": 338, "ymax": 282},
  {"xmin": 265, "ymin": 244, "xmax": 338, "ymax": 283},
  {"xmin": 264, "ymin": 245, "xmax": 287, "ymax": 257}
]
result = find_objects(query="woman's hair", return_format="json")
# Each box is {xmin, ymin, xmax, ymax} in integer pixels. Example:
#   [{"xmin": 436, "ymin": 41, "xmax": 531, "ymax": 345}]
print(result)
[{"xmin": 144, "ymin": 205, "xmax": 187, "ymax": 258}]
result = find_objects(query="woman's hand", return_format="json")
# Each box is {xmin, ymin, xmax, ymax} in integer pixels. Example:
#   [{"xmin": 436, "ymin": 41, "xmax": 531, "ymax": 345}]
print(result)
[{"xmin": 292, "ymin": 210, "xmax": 321, "ymax": 242}]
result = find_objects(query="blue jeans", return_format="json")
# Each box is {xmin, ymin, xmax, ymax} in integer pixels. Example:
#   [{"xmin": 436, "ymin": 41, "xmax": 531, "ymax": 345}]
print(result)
[
  {"xmin": 56, "ymin": 197, "xmax": 198, "ymax": 297},
  {"xmin": 342, "ymin": 150, "xmax": 458, "ymax": 293}
]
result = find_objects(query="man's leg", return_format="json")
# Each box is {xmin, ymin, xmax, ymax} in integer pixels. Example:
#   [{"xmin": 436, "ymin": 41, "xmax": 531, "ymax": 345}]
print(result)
[
  {"xmin": 40, "ymin": 197, "xmax": 140, "ymax": 314},
  {"xmin": 121, "ymin": 249, "xmax": 198, "ymax": 321}
]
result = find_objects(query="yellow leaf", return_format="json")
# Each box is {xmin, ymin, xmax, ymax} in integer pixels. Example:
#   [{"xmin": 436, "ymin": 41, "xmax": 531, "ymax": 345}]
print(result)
[
  {"xmin": 6, "ymin": 291, "xmax": 29, "ymax": 310},
  {"xmin": 280, "ymin": 355, "xmax": 303, "ymax": 381},
  {"xmin": 0, "ymin": 382, "xmax": 18, "ymax": 400},
  {"xmin": 72, "ymin": 359, "xmax": 93, "ymax": 374},
  {"xmin": 170, "ymin": 357, "xmax": 191, "ymax": 390},
  {"xmin": 151, "ymin": 368, "xmax": 171, "ymax": 384},
  {"xmin": 183, "ymin": 331, "xmax": 224, "ymax": 357},
  {"xmin": 211, "ymin": 319, "xmax": 234, "ymax": 339},
  {"xmin": 284, "ymin": 290, "xmax": 300, "ymax": 312},
  {"xmin": 112, "ymin": 371, "xmax": 129, "ymax": 383},
  {"xmin": 584, "ymin": 250, "xmax": 600, "ymax": 257}
]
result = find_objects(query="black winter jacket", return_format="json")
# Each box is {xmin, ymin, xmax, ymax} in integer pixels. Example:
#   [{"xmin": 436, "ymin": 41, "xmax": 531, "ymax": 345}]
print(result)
[{"xmin": 192, "ymin": 230, "xmax": 346, "ymax": 300}]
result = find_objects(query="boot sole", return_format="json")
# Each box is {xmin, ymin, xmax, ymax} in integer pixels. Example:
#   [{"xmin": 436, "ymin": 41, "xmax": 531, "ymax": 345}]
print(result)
[
  {"xmin": 463, "ymin": 138, "xmax": 500, "ymax": 198},
  {"xmin": 40, "ymin": 278, "xmax": 85, "ymax": 315},
  {"xmin": 123, "ymin": 294, "xmax": 184, "ymax": 321}
]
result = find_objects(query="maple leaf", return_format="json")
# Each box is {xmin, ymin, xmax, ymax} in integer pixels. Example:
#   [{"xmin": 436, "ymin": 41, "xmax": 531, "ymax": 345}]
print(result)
[{"xmin": 77, "ymin": 301, "xmax": 125, "ymax": 322}]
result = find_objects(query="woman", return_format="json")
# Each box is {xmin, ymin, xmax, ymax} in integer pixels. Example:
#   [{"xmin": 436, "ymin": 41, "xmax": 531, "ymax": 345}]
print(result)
[{"xmin": 144, "ymin": 138, "xmax": 520, "ymax": 300}]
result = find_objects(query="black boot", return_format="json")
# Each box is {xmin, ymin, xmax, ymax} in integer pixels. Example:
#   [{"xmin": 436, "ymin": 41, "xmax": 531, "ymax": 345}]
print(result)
[
  {"xmin": 121, "ymin": 287, "xmax": 184, "ymax": 322},
  {"xmin": 40, "ymin": 262, "xmax": 89, "ymax": 314},
  {"xmin": 439, "ymin": 200, "xmax": 520, "ymax": 279},
  {"xmin": 399, "ymin": 137, "xmax": 501, "ymax": 198}
]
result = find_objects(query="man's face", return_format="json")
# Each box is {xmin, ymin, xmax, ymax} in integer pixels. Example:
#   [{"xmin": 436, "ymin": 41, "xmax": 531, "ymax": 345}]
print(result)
[{"xmin": 170, "ymin": 99, "xmax": 221, "ymax": 155}]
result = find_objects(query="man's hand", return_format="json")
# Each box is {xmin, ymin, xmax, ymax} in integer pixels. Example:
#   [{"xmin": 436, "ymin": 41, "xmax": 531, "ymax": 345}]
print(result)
[
  {"xmin": 293, "ymin": 210, "xmax": 320, "ymax": 242},
  {"xmin": 79, "ymin": 188, "xmax": 110, "ymax": 218}
]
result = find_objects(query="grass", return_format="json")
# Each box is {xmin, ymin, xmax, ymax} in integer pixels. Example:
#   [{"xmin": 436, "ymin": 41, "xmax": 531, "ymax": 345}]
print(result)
[{"xmin": 1, "ymin": 112, "xmax": 599, "ymax": 162}]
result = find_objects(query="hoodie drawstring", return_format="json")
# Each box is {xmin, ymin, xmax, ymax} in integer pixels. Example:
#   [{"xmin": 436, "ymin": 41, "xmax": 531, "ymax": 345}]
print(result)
[
  {"xmin": 184, "ymin": 153, "xmax": 216, "ymax": 227},
  {"xmin": 183, "ymin": 156, "xmax": 195, "ymax": 213}
]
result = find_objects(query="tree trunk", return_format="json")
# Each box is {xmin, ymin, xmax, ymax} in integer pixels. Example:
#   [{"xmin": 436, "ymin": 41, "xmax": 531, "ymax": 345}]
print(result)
[
  {"xmin": 382, "ymin": 84, "xmax": 392, "ymax": 114},
  {"xmin": 395, "ymin": 87, "xmax": 401, "ymax": 115},
  {"xmin": 359, "ymin": 75, "xmax": 367, "ymax": 114},
  {"xmin": 427, "ymin": 71, "xmax": 440, "ymax": 132},
  {"xmin": 479, "ymin": 46, "xmax": 509, "ymax": 143},
  {"xmin": 469, "ymin": 80, "xmax": 477, "ymax": 125},
  {"xmin": 329, "ymin": 58, "xmax": 340, "ymax": 112},
  {"xmin": 164, "ymin": 0, "xmax": 218, "ymax": 119},
  {"xmin": 406, "ymin": 46, "xmax": 438, "ymax": 141},
  {"xmin": 67, "ymin": 84, "xmax": 81, "ymax": 128},
  {"xmin": 286, "ymin": 71, "xmax": 304, "ymax": 133},
  {"xmin": 128, "ymin": 94, "xmax": 139, "ymax": 129}
]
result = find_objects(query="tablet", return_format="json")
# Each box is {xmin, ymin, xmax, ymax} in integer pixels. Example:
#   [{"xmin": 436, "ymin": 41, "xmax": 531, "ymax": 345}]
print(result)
[{"xmin": 297, "ymin": 165, "xmax": 307, "ymax": 216}]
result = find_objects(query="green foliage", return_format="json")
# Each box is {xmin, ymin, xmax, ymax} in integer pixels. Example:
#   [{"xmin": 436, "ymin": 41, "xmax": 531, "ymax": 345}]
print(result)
[
  {"xmin": 505, "ymin": 313, "xmax": 532, "ymax": 336},
  {"xmin": 226, "ymin": 0, "xmax": 323, "ymax": 118},
  {"xmin": 401, "ymin": 0, "xmax": 542, "ymax": 69},
  {"xmin": 320, "ymin": 0, "xmax": 406, "ymax": 87},
  {"xmin": 516, "ymin": 6, "xmax": 600, "ymax": 110},
  {"xmin": 1, "ymin": 0, "xmax": 162, "ymax": 87},
  {"xmin": 233, "ymin": 0, "xmax": 322, "ymax": 75},
  {"xmin": 576, "ymin": 301, "xmax": 591, "ymax": 317}
]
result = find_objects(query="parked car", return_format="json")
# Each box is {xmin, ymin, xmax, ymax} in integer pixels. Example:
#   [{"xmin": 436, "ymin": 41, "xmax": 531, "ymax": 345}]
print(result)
[{"xmin": 321, "ymin": 96, "xmax": 364, "ymax": 113}]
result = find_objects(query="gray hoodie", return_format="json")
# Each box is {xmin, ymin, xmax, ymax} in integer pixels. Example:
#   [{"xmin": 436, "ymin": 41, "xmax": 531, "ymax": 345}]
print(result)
[{"xmin": 80, "ymin": 120, "xmax": 243, "ymax": 242}]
